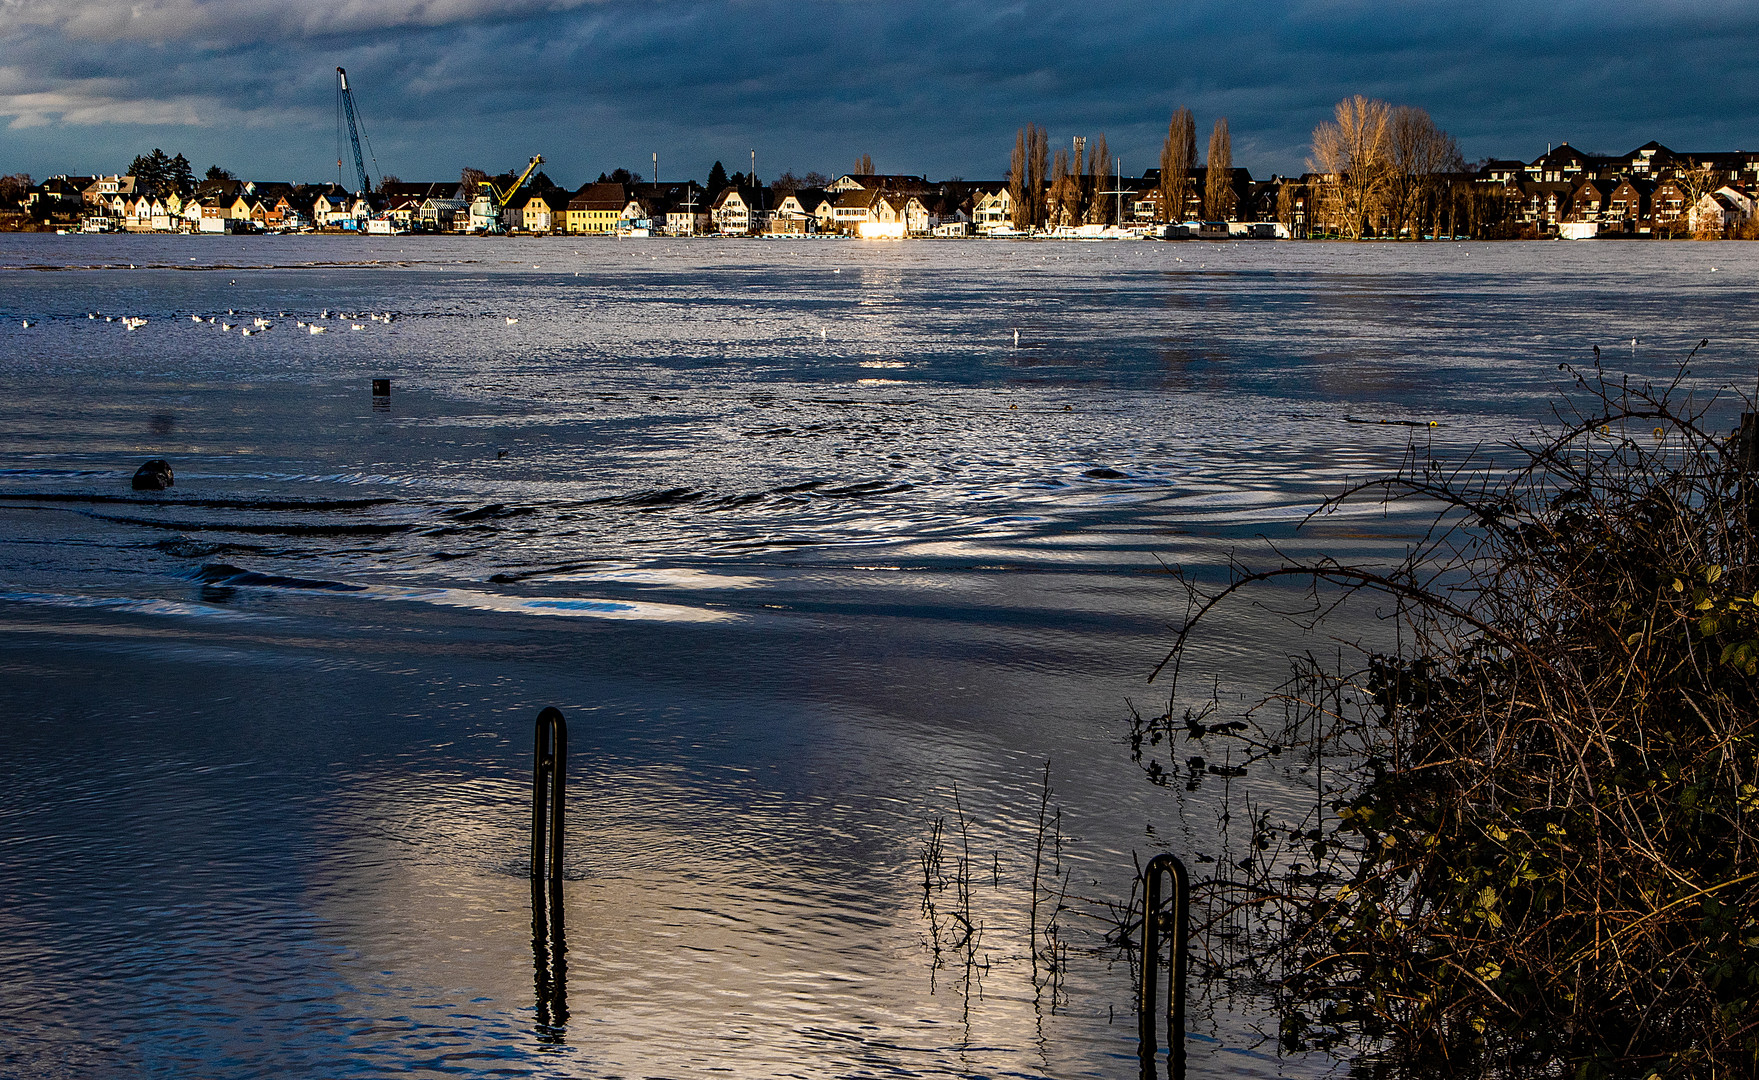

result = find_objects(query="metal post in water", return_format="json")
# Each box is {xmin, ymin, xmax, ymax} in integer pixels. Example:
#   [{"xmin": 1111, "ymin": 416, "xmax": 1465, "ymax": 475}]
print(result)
[
  {"xmin": 532, "ymin": 707, "xmax": 566, "ymax": 883},
  {"xmin": 529, "ymin": 707, "xmax": 569, "ymax": 1034},
  {"xmin": 1138, "ymin": 853, "xmax": 1190, "ymax": 1080}
]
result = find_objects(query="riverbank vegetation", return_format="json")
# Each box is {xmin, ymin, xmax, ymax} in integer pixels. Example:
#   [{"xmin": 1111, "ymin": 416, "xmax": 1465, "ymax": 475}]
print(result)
[{"xmin": 1133, "ymin": 353, "xmax": 1759, "ymax": 1076}]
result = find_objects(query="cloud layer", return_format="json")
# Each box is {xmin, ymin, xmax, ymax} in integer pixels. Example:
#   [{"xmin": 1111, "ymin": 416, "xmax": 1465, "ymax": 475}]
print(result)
[{"xmin": 2, "ymin": 0, "xmax": 1757, "ymax": 185}]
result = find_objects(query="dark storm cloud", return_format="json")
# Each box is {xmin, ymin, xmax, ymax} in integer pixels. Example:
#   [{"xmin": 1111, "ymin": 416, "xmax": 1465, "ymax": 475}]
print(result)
[{"xmin": 3, "ymin": 0, "xmax": 1757, "ymax": 184}]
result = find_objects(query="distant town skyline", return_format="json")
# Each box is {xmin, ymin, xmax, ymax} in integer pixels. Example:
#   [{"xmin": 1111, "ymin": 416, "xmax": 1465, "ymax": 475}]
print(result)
[{"xmin": 4, "ymin": 0, "xmax": 1757, "ymax": 185}]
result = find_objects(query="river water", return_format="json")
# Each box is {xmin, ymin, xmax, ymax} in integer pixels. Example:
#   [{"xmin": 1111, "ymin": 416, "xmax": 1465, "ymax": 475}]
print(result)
[{"xmin": 1, "ymin": 235, "xmax": 1754, "ymax": 1078}]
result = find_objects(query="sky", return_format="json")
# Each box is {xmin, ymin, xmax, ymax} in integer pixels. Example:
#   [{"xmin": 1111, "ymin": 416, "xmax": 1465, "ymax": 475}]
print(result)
[{"xmin": 3, "ymin": 0, "xmax": 1757, "ymax": 188}]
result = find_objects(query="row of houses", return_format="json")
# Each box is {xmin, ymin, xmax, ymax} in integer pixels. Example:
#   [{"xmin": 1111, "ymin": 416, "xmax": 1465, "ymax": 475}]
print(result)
[
  {"xmin": 1480, "ymin": 143, "xmax": 1757, "ymax": 236},
  {"xmin": 10, "ymin": 139, "xmax": 1759, "ymax": 238},
  {"xmin": 11, "ymin": 165, "xmax": 1266, "ymax": 238}
]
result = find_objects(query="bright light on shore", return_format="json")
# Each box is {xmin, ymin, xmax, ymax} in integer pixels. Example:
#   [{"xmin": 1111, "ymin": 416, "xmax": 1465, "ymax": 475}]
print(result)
[{"xmin": 856, "ymin": 221, "xmax": 906, "ymax": 240}]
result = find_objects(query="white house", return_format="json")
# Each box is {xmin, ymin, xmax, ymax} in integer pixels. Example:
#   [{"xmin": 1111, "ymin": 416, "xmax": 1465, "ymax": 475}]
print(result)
[{"xmin": 973, "ymin": 188, "xmax": 1014, "ymax": 234}]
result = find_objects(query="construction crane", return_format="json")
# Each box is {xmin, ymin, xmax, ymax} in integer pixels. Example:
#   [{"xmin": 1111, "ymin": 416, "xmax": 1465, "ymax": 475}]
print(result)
[
  {"xmin": 477, "ymin": 156, "xmax": 544, "ymax": 233},
  {"xmin": 335, "ymin": 67, "xmax": 379, "ymax": 195}
]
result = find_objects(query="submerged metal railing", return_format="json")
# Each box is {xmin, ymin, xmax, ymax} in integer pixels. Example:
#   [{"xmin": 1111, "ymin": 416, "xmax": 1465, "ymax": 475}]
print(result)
[
  {"xmin": 530, "ymin": 707, "xmax": 568, "ymax": 1034},
  {"xmin": 1138, "ymin": 853, "xmax": 1190, "ymax": 1080},
  {"xmin": 532, "ymin": 706, "xmax": 566, "ymax": 883}
]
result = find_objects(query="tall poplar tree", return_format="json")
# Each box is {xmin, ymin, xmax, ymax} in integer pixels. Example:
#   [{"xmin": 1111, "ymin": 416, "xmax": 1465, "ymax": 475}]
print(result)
[
  {"xmin": 1029, "ymin": 125, "xmax": 1049, "ymax": 230},
  {"xmin": 1009, "ymin": 128, "xmax": 1028, "ymax": 230},
  {"xmin": 1206, "ymin": 118, "xmax": 1233, "ymax": 221},
  {"xmin": 1086, "ymin": 133, "xmax": 1111, "ymax": 224},
  {"xmin": 1049, "ymin": 148, "xmax": 1077, "ymax": 226},
  {"xmin": 1159, "ymin": 108, "xmax": 1195, "ymax": 224}
]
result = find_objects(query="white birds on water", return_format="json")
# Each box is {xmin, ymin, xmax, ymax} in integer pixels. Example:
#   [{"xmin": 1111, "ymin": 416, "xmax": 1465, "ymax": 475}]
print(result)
[{"xmin": 31, "ymin": 304, "xmax": 455, "ymax": 343}]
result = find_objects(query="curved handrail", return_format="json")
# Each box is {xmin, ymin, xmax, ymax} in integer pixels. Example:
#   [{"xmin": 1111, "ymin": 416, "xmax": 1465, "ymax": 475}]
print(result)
[{"xmin": 1138, "ymin": 852, "xmax": 1189, "ymax": 1080}]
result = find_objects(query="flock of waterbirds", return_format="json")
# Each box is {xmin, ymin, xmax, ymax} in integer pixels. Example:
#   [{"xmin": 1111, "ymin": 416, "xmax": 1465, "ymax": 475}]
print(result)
[
  {"xmin": 18, "ymin": 307, "xmax": 401, "ymax": 336},
  {"xmin": 17, "ymin": 309, "xmax": 526, "ymax": 334}
]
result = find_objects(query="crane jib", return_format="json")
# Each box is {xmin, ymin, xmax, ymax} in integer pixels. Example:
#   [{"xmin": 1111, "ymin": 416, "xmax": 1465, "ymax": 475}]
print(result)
[{"xmin": 337, "ymin": 67, "xmax": 373, "ymax": 195}]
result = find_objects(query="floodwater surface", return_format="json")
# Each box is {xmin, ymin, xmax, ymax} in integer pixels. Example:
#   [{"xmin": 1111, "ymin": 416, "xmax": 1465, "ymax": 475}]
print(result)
[{"xmin": 2, "ymin": 235, "xmax": 1756, "ymax": 1078}]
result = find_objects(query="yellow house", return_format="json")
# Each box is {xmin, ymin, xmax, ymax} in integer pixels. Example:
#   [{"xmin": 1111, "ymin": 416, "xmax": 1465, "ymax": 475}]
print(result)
[
  {"xmin": 521, "ymin": 189, "xmax": 569, "ymax": 234},
  {"xmin": 565, "ymin": 182, "xmax": 627, "ymax": 234}
]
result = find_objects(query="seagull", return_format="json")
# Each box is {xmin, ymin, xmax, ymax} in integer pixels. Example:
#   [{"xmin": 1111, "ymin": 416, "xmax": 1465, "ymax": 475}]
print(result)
[
  {"xmin": 191, "ymin": 315, "xmax": 203, "ymax": 323},
  {"xmin": 221, "ymin": 323, "xmax": 233, "ymax": 331},
  {"xmin": 20, "ymin": 319, "xmax": 31, "ymax": 328},
  {"xmin": 309, "ymin": 325, "xmax": 326, "ymax": 335},
  {"xmin": 242, "ymin": 328, "xmax": 254, "ymax": 336},
  {"xmin": 296, "ymin": 321, "xmax": 307, "ymax": 328},
  {"xmin": 88, "ymin": 313, "xmax": 96, "ymax": 319},
  {"xmin": 351, "ymin": 324, "xmax": 365, "ymax": 331},
  {"xmin": 505, "ymin": 317, "xmax": 518, "ymax": 325}
]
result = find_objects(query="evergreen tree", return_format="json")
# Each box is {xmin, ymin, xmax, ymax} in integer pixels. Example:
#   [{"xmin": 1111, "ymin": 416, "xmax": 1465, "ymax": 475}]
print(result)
[
  {"xmin": 205, "ymin": 164, "xmax": 234, "ymax": 181},
  {"xmin": 168, "ymin": 153, "xmax": 194, "ymax": 197},
  {"xmin": 707, "ymin": 161, "xmax": 729, "ymax": 194},
  {"xmin": 128, "ymin": 149, "xmax": 174, "ymax": 195}
]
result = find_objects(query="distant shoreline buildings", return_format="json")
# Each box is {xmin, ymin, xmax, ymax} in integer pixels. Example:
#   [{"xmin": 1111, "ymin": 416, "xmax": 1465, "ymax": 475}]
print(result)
[{"xmin": 4, "ymin": 140, "xmax": 1756, "ymax": 240}]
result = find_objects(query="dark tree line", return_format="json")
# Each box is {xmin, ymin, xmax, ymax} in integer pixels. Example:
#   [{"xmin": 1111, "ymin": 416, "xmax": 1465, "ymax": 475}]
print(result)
[{"xmin": 126, "ymin": 149, "xmax": 198, "ymax": 198}]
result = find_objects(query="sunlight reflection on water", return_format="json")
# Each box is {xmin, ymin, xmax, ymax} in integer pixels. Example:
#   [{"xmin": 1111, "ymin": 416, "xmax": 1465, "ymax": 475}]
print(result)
[{"xmin": 3, "ymin": 235, "xmax": 1757, "ymax": 1078}]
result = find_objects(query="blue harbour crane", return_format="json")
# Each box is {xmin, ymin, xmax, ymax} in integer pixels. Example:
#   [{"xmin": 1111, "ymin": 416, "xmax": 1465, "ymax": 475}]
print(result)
[{"xmin": 335, "ymin": 67, "xmax": 380, "ymax": 195}]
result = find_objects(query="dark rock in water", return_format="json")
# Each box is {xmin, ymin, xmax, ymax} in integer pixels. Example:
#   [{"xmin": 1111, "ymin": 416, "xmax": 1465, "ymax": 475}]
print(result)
[
  {"xmin": 132, "ymin": 459, "xmax": 174, "ymax": 491},
  {"xmin": 1083, "ymin": 467, "xmax": 1127, "ymax": 479}
]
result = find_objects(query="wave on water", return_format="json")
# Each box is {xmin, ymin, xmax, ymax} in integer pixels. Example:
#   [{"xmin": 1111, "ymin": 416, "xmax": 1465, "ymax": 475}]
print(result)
[
  {"xmin": 192, "ymin": 563, "xmax": 739, "ymax": 623},
  {"xmin": 0, "ymin": 589, "xmax": 260, "ymax": 620}
]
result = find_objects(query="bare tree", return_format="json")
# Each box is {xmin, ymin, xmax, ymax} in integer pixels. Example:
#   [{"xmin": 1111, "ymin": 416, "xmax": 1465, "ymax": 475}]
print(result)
[
  {"xmin": 1029, "ymin": 125, "xmax": 1049, "ymax": 229},
  {"xmin": 0, "ymin": 173, "xmax": 31, "ymax": 206},
  {"xmin": 1085, "ymin": 132, "xmax": 1111, "ymax": 225},
  {"xmin": 1309, "ymin": 95, "xmax": 1392, "ymax": 239},
  {"xmin": 1205, "ymin": 118, "xmax": 1233, "ymax": 220},
  {"xmin": 460, "ymin": 167, "xmax": 489, "ymax": 196},
  {"xmin": 1388, "ymin": 106, "xmax": 1462, "ymax": 239},
  {"xmin": 1009, "ymin": 129, "xmax": 1028, "ymax": 230},
  {"xmin": 1048, "ymin": 149, "xmax": 1077, "ymax": 227},
  {"xmin": 1275, "ymin": 179, "xmax": 1300, "ymax": 231},
  {"xmin": 1159, "ymin": 108, "xmax": 1195, "ymax": 225}
]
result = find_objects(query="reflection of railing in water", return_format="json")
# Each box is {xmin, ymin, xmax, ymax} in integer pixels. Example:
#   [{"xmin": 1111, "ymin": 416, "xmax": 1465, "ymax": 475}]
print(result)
[
  {"xmin": 532, "ymin": 876, "xmax": 568, "ymax": 1036},
  {"xmin": 530, "ymin": 707, "xmax": 568, "ymax": 1036},
  {"xmin": 1138, "ymin": 853, "xmax": 1190, "ymax": 1080}
]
